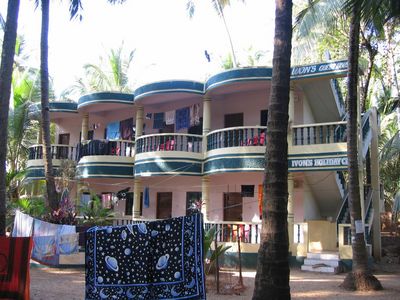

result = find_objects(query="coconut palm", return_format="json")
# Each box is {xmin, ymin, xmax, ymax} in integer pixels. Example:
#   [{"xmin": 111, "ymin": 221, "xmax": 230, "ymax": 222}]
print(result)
[
  {"xmin": 0, "ymin": 0, "xmax": 20, "ymax": 236},
  {"xmin": 61, "ymin": 44, "xmax": 135, "ymax": 98},
  {"xmin": 252, "ymin": 0, "xmax": 292, "ymax": 299},
  {"xmin": 186, "ymin": 0, "xmax": 245, "ymax": 68},
  {"xmin": 296, "ymin": 0, "xmax": 399, "ymax": 291}
]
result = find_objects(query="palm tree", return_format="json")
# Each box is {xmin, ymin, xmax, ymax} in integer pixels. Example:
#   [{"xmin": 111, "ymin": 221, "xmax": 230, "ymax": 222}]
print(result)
[
  {"xmin": 296, "ymin": 0, "xmax": 399, "ymax": 291},
  {"xmin": 252, "ymin": 0, "xmax": 292, "ymax": 299},
  {"xmin": 186, "ymin": 0, "xmax": 244, "ymax": 68},
  {"xmin": 61, "ymin": 44, "xmax": 135, "ymax": 98},
  {"xmin": 0, "ymin": 0, "xmax": 20, "ymax": 236}
]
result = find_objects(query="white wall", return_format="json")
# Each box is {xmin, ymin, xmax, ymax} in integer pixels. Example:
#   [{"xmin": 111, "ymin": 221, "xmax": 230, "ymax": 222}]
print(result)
[{"xmin": 302, "ymin": 176, "xmax": 321, "ymax": 220}]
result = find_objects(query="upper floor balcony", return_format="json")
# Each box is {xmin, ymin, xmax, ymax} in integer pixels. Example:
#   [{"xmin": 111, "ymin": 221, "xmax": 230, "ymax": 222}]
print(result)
[{"xmin": 134, "ymin": 133, "xmax": 203, "ymax": 177}]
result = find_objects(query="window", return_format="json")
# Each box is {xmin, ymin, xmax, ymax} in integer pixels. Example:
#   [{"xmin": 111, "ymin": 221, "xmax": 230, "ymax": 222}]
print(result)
[
  {"xmin": 241, "ymin": 185, "xmax": 254, "ymax": 197},
  {"xmin": 260, "ymin": 110, "xmax": 268, "ymax": 126}
]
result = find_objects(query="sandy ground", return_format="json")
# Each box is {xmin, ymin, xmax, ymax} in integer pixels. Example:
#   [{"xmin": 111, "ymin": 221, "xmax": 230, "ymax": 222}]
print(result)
[{"xmin": 29, "ymin": 263, "xmax": 400, "ymax": 300}]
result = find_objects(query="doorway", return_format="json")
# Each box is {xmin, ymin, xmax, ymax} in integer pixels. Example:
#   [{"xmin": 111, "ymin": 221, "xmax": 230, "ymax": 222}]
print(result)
[
  {"xmin": 224, "ymin": 113, "xmax": 243, "ymax": 147},
  {"xmin": 157, "ymin": 192, "xmax": 172, "ymax": 219}
]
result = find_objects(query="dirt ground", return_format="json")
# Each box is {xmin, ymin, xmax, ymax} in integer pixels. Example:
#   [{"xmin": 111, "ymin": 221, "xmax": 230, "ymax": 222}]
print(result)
[{"xmin": 29, "ymin": 262, "xmax": 400, "ymax": 300}]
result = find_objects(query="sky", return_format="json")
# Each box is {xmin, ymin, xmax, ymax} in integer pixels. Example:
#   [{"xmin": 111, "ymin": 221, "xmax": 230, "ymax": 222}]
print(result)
[{"xmin": 0, "ymin": 0, "xmax": 276, "ymax": 100}]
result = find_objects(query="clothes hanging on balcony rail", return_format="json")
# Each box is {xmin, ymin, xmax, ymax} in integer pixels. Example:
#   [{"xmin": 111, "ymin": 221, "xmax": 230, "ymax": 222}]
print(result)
[
  {"xmin": 120, "ymin": 118, "xmax": 134, "ymax": 140},
  {"xmin": 106, "ymin": 121, "xmax": 121, "ymax": 140},
  {"xmin": 165, "ymin": 110, "xmax": 175, "ymax": 125},
  {"xmin": 175, "ymin": 107, "xmax": 190, "ymax": 130},
  {"xmin": 153, "ymin": 112, "xmax": 165, "ymax": 129},
  {"xmin": 190, "ymin": 103, "xmax": 200, "ymax": 126},
  {"xmin": 85, "ymin": 213, "xmax": 206, "ymax": 300},
  {"xmin": 0, "ymin": 237, "xmax": 33, "ymax": 300}
]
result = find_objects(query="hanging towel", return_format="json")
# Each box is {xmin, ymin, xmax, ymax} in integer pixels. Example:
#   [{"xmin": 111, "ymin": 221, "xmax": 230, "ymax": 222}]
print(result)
[
  {"xmin": 153, "ymin": 112, "xmax": 165, "ymax": 129},
  {"xmin": 165, "ymin": 110, "xmax": 175, "ymax": 125},
  {"xmin": 144, "ymin": 187, "xmax": 150, "ymax": 208},
  {"xmin": 85, "ymin": 214, "xmax": 206, "ymax": 300},
  {"xmin": 56, "ymin": 225, "xmax": 78, "ymax": 255},
  {"xmin": 175, "ymin": 107, "xmax": 190, "ymax": 130},
  {"xmin": 190, "ymin": 103, "xmax": 200, "ymax": 126},
  {"xmin": 120, "ymin": 118, "xmax": 134, "ymax": 140},
  {"xmin": 32, "ymin": 219, "xmax": 59, "ymax": 265},
  {"xmin": 12, "ymin": 210, "xmax": 34, "ymax": 237},
  {"xmin": 106, "ymin": 121, "xmax": 120, "ymax": 140},
  {"xmin": 0, "ymin": 237, "xmax": 33, "ymax": 300}
]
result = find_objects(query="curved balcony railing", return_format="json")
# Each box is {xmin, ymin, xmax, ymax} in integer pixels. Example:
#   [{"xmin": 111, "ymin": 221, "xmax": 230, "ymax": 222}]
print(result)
[
  {"xmin": 76, "ymin": 139, "xmax": 135, "ymax": 160},
  {"xmin": 207, "ymin": 126, "xmax": 266, "ymax": 151},
  {"xmin": 292, "ymin": 121, "xmax": 346, "ymax": 145},
  {"xmin": 28, "ymin": 144, "xmax": 77, "ymax": 160},
  {"xmin": 135, "ymin": 133, "xmax": 203, "ymax": 154}
]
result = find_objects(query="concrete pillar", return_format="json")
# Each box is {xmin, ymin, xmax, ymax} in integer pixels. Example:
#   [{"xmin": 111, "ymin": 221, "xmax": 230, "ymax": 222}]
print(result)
[
  {"xmin": 37, "ymin": 125, "xmax": 43, "ymax": 144},
  {"xmin": 133, "ymin": 177, "xmax": 142, "ymax": 219},
  {"xmin": 201, "ymin": 176, "xmax": 210, "ymax": 222},
  {"xmin": 370, "ymin": 107, "xmax": 381, "ymax": 260},
  {"xmin": 202, "ymin": 96, "xmax": 211, "ymax": 152},
  {"xmin": 81, "ymin": 113, "xmax": 89, "ymax": 141},
  {"xmin": 135, "ymin": 105, "xmax": 144, "ymax": 138},
  {"xmin": 288, "ymin": 174, "xmax": 295, "ymax": 254}
]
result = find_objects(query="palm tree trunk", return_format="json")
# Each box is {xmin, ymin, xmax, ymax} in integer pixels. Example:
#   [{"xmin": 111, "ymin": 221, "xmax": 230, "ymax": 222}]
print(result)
[
  {"xmin": 341, "ymin": 4, "xmax": 382, "ymax": 291},
  {"xmin": 252, "ymin": 0, "xmax": 292, "ymax": 299},
  {"xmin": 0, "ymin": 0, "xmax": 20, "ymax": 236},
  {"xmin": 40, "ymin": 0, "xmax": 58, "ymax": 211},
  {"xmin": 216, "ymin": 1, "xmax": 238, "ymax": 68}
]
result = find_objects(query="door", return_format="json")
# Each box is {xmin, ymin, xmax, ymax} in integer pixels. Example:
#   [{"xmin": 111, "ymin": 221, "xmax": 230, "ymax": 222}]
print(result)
[
  {"xmin": 224, "ymin": 113, "xmax": 243, "ymax": 147},
  {"xmin": 223, "ymin": 192, "xmax": 243, "ymax": 221},
  {"xmin": 157, "ymin": 192, "xmax": 172, "ymax": 219},
  {"xmin": 57, "ymin": 133, "xmax": 70, "ymax": 159}
]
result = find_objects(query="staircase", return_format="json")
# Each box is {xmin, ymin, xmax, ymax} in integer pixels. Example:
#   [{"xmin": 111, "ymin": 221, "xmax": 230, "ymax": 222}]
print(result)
[{"xmin": 301, "ymin": 252, "xmax": 342, "ymax": 274}]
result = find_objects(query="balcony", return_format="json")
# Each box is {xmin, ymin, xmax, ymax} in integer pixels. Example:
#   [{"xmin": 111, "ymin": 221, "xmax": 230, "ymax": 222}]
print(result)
[
  {"xmin": 28, "ymin": 144, "xmax": 77, "ymax": 161},
  {"xmin": 207, "ymin": 126, "xmax": 266, "ymax": 151},
  {"xmin": 76, "ymin": 139, "xmax": 135, "ymax": 160},
  {"xmin": 76, "ymin": 139, "xmax": 135, "ymax": 179},
  {"xmin": 134, "ymin": 133, "xmax": 203, "ymax": 177},
  {"xmin": 292, "ymin": 121, "xmax": 346, "ymax": 145},
  {"xmin": 204, "ymin": 126, "xmax": 266, "ymax": 175}
]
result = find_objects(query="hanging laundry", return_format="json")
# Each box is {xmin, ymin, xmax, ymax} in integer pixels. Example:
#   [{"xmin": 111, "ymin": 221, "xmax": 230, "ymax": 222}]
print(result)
[
  {"xmin": 85, "ymin": 214, "xmax": 206, "ymax": 300},
  {"xmin": 32, "ymin": 219, "xmax": 59, "ymax": 265},
  {"xmin": 144, "ymin": 187, "xmax": 150, "ymax": 208},
  {"xmin": 153, "ymin": 112, "xmax": 165, "ymax": 129},
  {"xmin": 120, "ymin": 118, "xmax": 134, "ymax": 140},
  {"xmin": 175, "ymin": 107, "xmax": 190, "ymax": 130},
  {"xmin": 56, "ymin": 225, "xmax": 78, "ymax": 255},
  {"xmin": 0, "ymin": 237, "xmax": 33, "ymax": 300},
  {"xmin": 106, "ymin": 121, "xmax": 120, "ymax": 140},
  {"xmin": 165, "ymin": 110, "xmax": 175, "ymax": 125},
  {"xmin": 190, "ymin": 103, "xmax": 200, "ymax": 126},
  {"xmin": 12, "ymin": 210, "xmax": 34, "ymax": 237}
]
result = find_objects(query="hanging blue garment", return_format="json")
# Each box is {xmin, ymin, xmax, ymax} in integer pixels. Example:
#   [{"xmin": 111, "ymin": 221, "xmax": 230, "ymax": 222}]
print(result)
[
  {"xmin": 144, "ymin": 187, "xmax": 150, "ymax": 208},
  {"xmin": 153, "ymin": 112, "xmax": 165, "ymax": 129},
  {"xmin": 85, "ymin": 214, "xmax": 206, "ymax": 300},
  {"xmin": 106, "ymin": 121, "xmax": 121, "ymax": 140},
  {"xmin": 175, "ymin": 107, "xmax": 190, "ymax": 130}
]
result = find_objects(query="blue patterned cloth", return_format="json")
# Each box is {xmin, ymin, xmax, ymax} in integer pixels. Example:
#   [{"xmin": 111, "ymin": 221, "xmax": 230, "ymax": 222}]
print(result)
[
  {"xmin": 175, "ymin": 107, "xmax": 190, "ymax": 131},
  {"xmin": 153, "ymin": 112, "xmax": 165, "ymax": 129},
  {"xmin": 106, "ymin": 121, "xmax": 121, "ymax": 140},
  {"xmin": 85, "ymin": 214, "xmax": 206, "ymax": 299}
]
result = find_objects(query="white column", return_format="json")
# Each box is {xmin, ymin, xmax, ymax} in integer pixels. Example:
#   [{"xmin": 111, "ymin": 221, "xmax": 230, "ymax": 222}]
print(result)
[
  {"xmin": 370, "ymin": 107, "xmax": 381, "ymax": 260},
  {"xmin": 81, "ymin": 113, "xmax": 89, "ymax": 141},
  {"xmin": 202, "ymin": 96, "xmax": 211, "ymax": 136},
  {"xmin": 133, "ymin": 177, "xmax": 142, "ymax": 219},
  {"xmin": 288, "ymin": 174, "xmax": 295, "ymax": 254},
  {"xmin": 201, "ymin": 176, "xmax": 210, "ymax": 222},
  {"xmin": 135, "ymin": 105, "xmax": 144, "ymax": 139}
]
